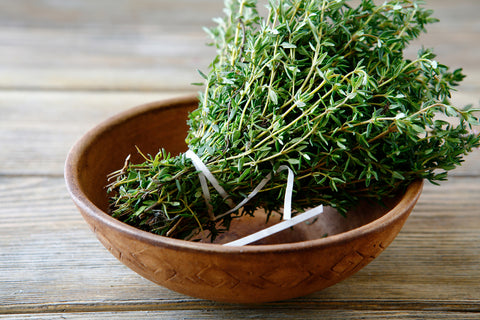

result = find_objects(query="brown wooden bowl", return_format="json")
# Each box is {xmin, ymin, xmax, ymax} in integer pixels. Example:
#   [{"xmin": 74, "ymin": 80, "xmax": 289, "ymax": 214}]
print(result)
[{"xmin": 65, "ymin": 95, "xmax": 423, "ymax": 303}]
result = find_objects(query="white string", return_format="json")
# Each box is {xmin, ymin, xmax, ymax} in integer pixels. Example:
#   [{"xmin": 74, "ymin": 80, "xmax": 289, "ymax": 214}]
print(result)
[
  {"xmin": 217, "ymin": 165, "xmax": 294, "ymax": 220},
  {"xmin": 185, "ymin": 150, "xmax": 234, "ymax": 219},
  {"xmin": 281, "ymin": 165, "xmax": 294, "ymax": 220},
  {"xmin": 223, "ymin": 205, "xmax": 324, "ymax": 246},
  {"xmin": 185, "ymin": 149, "xmax": 324, "ymax": 245}
]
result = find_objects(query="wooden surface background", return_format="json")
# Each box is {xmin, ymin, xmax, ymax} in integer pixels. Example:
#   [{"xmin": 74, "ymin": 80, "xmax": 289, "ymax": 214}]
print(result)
[{"xmin": 0, "ymin": 0, "xmax": 479, "ymax": 319}]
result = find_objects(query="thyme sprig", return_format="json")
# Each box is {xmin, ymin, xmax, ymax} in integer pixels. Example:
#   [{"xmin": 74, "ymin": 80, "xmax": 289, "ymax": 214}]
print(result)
[{"xmin": 108, "ymin": 0, "xmax": 480, "ymax": 241}]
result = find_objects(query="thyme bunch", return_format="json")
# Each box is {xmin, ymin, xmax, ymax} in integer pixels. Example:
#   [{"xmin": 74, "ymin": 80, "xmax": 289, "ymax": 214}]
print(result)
[{"xmin": 108, "ymin": 0, "xmax": 480, "ymax": 241}]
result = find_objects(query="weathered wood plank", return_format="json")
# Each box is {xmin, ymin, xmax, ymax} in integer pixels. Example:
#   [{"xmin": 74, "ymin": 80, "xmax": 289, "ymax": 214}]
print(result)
[
  {"xmin": 0, "ymin": 0, "xmax": 478, "ymax": 91},
  {"xmin": 1, "ymin": 310, "xmax": 480, "ymax": 319},
  {"xmin": 2, "ymin": 310, "xmax": 480, "ymax": 320},
  {"xmin": 0, "ymin": 176, "xmax": 478, "ymax": 314},
  {"xmin": 0, "ymin": 90, "xmax": 190, "ymax": 176},
  {"xmin": 0, "ymin": 29, "xmax": 215, "ymax": 91},
  {"xmin": 0, "ymin": 0, "xmax": 224, "ymax": 29},
  {"xmin": 0, "ymin": 0, "xmax": 223, "ymax": 91}
]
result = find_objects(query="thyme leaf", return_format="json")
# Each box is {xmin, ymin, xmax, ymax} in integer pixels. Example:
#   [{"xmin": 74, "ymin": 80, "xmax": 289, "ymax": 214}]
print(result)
[{"xmin": 108, "ymin": 0, "xmax": 480, "ymax": 241}]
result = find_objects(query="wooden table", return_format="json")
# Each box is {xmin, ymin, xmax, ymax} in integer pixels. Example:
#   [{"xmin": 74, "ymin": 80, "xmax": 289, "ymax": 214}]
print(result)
[{"xmin": 1, "ymin": 1, "xmax": 479, "ymax": 318}]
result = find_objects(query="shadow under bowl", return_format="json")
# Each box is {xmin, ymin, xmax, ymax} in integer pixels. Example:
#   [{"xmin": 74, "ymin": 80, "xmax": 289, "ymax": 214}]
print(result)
[{"xmin": 65, "ymin": 95, "xmax": 423, "ymax": 303}]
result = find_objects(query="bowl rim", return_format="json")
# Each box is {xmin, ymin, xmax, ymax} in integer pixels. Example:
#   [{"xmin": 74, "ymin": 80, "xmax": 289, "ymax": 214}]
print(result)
[{"xmin": 65, "ymin": 95, "xmax": 424, "ymax": 254}]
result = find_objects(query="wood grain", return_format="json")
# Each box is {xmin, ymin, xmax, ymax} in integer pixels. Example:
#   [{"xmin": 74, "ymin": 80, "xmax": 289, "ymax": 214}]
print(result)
[
  {"xmin": 0, "ymin": 0, "xmax": 479, "ymax": 318},
  {"xmin": 0, "ymin": 0, "xmax": 478, "ymax": 92},
  {"xmin": 0, "ymin": 0, "xmax": 223, "ymax": 91},
  {"xmin": 0, "ymin": 178, "xmax": 478, "ymax": 313},
  {"xmin": 0, "ymin": 90, "xmax": 188, "ymax": 176},
  {"xmin": 2, "ymin": 311, "xmax": 480, "ymax": 320}
]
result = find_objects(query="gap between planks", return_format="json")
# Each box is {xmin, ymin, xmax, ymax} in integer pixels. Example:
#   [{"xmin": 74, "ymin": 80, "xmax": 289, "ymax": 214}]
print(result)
[{"xmin": 1, "ymin": 299, "xmax": 479, "ymax": 316}]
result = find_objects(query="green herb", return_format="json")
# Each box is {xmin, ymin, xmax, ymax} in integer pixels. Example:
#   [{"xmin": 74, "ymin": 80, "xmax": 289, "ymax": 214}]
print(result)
[{"xmin": 107, "ymin": 0, "xmax": 480, "ymax": 241}]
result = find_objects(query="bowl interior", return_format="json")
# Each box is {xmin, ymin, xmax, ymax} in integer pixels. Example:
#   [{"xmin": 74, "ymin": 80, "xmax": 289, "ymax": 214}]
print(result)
[
  {"xmin": 67, "ymin": 96, "xmax": 412, "ymax": 246},
  {"xmin": 205, "ymin": 195, "xmax": 401, "ymax": 245},
  {"xmin": 70, "ymin": 98, "xmax": 195, "ymax": 213}
]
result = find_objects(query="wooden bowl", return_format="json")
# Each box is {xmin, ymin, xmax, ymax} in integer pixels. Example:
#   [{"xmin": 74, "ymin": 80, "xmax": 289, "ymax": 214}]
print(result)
[{"xmin": 65, "ymin": 95, "xmax": 423, "ymax": 303}]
